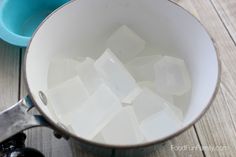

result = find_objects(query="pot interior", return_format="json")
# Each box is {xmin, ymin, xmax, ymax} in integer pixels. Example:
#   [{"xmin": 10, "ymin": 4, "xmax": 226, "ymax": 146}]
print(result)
[{"xmin": 25, "ymin": 0, "xmax": 219, "ymax": 146}]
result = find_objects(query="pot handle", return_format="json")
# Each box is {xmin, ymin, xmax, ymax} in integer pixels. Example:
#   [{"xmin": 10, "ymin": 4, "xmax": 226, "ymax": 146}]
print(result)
[{"xmin": 0, "ymin": 96, "xmax": 49, "ymax": 143}]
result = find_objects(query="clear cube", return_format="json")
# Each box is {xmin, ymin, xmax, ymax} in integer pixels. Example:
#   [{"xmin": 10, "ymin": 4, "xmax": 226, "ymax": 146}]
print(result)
[
  {"xmin": 101, "ymin": 107, "xmax": 144, "ymax": 145},
  {"xmin": 77, "ymin": 57, "xmax": 104, "ymax": 94},
  {"xmin": 131, "ymin": 87, "xmax": 167, "ymax": 122},
  {"xmin": 154, "ymin": 56, "xmax": 191, "ymax": 96},
  {"xmin": 64, "ymin": 84, "xmax": 122, "ymax": 139},
  {"xmin": 95, "ymin": 49, "xmax": 139, "ymax": 101},
  {"xmin": 107, "ymin": 25, "xmax": 146, "ymax": 62},
  {"xmin": 140, "ymin": 105, "xmax": 183, "ymax": 141},
  {"xmin": 139, "ymin": 45, "xmax": 162, "ymax": 56},
  {"xmin": 46, "ymin": 76, "xmax": 89, "ymax": 121},
  {"xmin": 138, "ymin": 81, "xmax": 174, "ymax": 104},
  {"xmin": 122, "ymin": 86, "xmax": 142, "ymax": 105},
  {"xmin": 126, "ymin": 55, "xmax": 162, "ymax": 81},
  {"xmin": 138, "ymin": 81, "xmax": 156, "ymax": 92},
  {"xmin": 47, "ymin": 58, "xmax": 82, "ymax": 88},
  {"xmin": 75, "ymin": 57, "xmax": 86, "ymax": 62}
]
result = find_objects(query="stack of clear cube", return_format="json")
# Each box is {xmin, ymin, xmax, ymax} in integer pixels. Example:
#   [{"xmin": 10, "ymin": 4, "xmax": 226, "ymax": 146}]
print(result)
[{"xmin": 46, "ymin": 25, "xmax": 191, "ymax": 145}]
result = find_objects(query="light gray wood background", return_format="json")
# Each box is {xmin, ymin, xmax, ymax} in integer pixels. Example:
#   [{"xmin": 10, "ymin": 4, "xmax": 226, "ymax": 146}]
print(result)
[{"xmin": 0, "ymin": 0, "xmax": 236, "ymax": 156}]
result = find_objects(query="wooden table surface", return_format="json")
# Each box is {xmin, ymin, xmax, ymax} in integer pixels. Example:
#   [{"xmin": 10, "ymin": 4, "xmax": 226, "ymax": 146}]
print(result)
[{"xmin": 0, "ymin": 0, "xmax": 236, "ymax": 156}]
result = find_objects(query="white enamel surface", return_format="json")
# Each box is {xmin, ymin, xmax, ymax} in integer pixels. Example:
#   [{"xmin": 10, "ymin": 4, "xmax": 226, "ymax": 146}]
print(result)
[
  {"xmin": 174, "ymin": 92, "xmax": 191, "ymax": 115},
  {"xmin": 63, "ymin": 84, "xmax": 122, "ymax": 139},
  {"xmin": 26, "ymin": 0, "xmax": 219, "ymax": 144},
  {"xmin": 107, "ymin": 25, "xmax": 146, "ymax": 62},
  {"xmin": 154, "ymin": 56, "xmax": 192, "ymax": 96},
  {"xmin": 169, "ymin": 103, "xmax": 184, "ymax": 120},
  {"xmin": 100, "ymin": 107, "xmax": 144, "ymax": 145},
  {"xmin": 95, "ymin": 49, "xmax": 139, "ymax": 100}
]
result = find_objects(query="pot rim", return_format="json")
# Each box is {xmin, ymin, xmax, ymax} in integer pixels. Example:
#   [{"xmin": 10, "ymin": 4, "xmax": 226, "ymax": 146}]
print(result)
[{"xmin": 24, "ymin": 0, "xmax": 221, "ymax": 150}]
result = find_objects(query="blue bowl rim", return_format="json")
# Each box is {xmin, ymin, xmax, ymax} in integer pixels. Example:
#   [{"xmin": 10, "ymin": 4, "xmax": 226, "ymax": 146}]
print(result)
[
  {"xmin": 0, "ymin": 0, "xmax": 70, "ymax": 47},
  {"xmin": 0, "ymin": 22, "xmax": 30, "ymax": 47},
  {"xmin": 0, "ymin": 0, "xmax": 30, "ymax": 47}
]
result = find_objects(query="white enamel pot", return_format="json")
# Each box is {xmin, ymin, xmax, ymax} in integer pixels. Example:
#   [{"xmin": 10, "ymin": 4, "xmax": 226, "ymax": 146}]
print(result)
[{"xmin": 0, "ymin": 0, "xmax": 220, "ymax": 156}]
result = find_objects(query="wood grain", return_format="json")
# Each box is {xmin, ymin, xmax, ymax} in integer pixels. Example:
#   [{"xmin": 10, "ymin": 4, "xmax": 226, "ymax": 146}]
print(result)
[
  {"xmin": 174, "ymin": 0, "xmax": 236, "ymax": 156},
  {"xmin": 210, "ymin": 0, "xmax": 236, "ymax": 43},
  {"xmin": 0, "ymin": 40, "xmax": 20, "ymax": 111}
]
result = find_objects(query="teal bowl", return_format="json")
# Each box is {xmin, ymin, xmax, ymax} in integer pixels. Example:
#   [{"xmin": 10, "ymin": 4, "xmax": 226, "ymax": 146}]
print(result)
[{"xmin": 0, "ymin": 0, "xmax": 69, "ymax": 47}]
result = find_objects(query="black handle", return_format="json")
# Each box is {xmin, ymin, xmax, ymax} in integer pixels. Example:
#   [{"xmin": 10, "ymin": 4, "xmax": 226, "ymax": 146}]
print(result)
[{"xmin": 0, "ymin": 132, "xmax": 44, "ymax": 157}]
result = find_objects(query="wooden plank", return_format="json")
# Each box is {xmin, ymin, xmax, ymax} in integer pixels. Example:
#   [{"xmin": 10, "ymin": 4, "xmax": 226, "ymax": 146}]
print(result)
[
  {"xmin": 195, "ymin": 87, "xmax": 236, "ymax": 156},
  {"xmin": 210, "ymin": 0, "xmax": 236, "ymax": 43},
  {"xmin": 0, "ymin": 40, "xmax": 20, "ymax": 111},
  {"xmin": 173, "ymin": 0, "xmax": 236, "ymax": 156},
  {"xmin": 20, "ymin": 49, "xmax": 97, "ymax": 157},
  {"xmin": 0, "ymin": 40, "xmax": 20, "ymax": 154}
]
